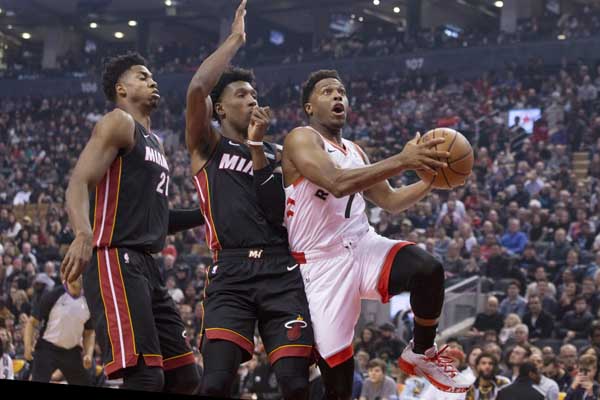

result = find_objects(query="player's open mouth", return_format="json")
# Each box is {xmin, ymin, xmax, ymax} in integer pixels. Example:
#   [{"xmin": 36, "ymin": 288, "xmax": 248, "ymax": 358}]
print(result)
[{"xmin": 331, "ymin": 103, "xmax": 345, "ymax": 116}]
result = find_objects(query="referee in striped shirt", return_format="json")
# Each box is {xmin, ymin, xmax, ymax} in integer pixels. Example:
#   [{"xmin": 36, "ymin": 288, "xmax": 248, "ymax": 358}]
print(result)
[{"xmin": 24, "ymin": 275, "xmax": 95, "ymax": 385}]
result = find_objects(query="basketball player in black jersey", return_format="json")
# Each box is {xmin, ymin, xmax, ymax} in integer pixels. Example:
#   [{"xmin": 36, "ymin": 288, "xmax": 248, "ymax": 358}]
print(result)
[
  {"xmin": 61, "ymin": 53, "xmax": 203, "ymax": 393},
  {"xmin": 186, "ymin": 1, "xmax": 313, "ymax": 398}
]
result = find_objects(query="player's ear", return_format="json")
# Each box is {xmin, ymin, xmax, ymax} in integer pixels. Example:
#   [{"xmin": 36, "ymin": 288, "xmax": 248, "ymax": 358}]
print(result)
[
  {"xmin": 115, "ymin": 81, "xmax": 127, "ymax": 99},
  {"xmin": 215, "ymin": 102, "xmax": 226, "ymax": 120},
  {"xmin": 304, "ymin": 103, "xmax": 313, "ymax": 116}
]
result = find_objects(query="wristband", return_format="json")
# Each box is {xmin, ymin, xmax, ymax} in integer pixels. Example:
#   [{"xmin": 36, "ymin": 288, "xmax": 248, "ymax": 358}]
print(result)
[{"xmin": 246, "ymin": 140, "xmax": 264, "ymax": 147}]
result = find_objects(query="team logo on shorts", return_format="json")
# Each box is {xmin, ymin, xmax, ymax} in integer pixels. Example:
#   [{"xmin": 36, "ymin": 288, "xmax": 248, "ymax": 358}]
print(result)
[{"xmin": 284, "ymin": 315, "xmax": 307, "ymax": 341}]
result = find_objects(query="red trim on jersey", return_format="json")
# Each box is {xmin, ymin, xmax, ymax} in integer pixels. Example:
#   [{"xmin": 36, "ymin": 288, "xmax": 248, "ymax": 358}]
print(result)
[
  {"xmin": 377, "ymin": 242, "xmax": 415, "ymax": 303},
  {"xmin": 268, "ymin": 345, "xmax": 313, "ymax": 365},
  {"xmin": 193, "ymin": 171, "xmax": 222, "ymax": 252},
  {"xmin": 205, "ymin": 328, "xmax": 254, "ymax": 355},
  {"xmin": 292, "ymin": 176, "xmax": 304, "ymax": 187},
  {"xmin": 98, "ymin": 248, "xmax": 138, "ymax": 378},
  {"xmin": 324, "ymin": 346, "xmax": 353, "ymax": 367},
  {"xmin": 291, "ymin": 251, "xmax": 306, "ymax": 264},
  {"xmin": 142, "ymin": 354, "xmax": 164, "ymax": 369},
  {"xmin": 93, "ymin": 157, "xmax": 122, "ymax": 248},
  {"xmin": 163, "ymin": 352, "xmax": 195, "ymax": 371}
]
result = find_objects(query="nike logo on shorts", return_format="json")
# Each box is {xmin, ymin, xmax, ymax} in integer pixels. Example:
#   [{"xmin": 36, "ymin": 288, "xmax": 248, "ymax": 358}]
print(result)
[{"xmin": 287, "ymin": 264, "xmax": 299, "ymax": 271}]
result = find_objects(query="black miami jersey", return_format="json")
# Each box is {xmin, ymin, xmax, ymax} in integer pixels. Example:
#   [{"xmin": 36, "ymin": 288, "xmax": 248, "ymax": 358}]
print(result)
[
  {"xmin": 192, "ymin": 136, "xmax": 287, "ymax": 251},
  {"xmin": 89, "ymin": 119, "xmax": 169, "ymax": 253}
]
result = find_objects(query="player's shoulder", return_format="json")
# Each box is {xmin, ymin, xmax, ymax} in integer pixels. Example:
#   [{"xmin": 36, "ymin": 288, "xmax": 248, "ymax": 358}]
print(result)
[
  {"xmin": 344, "ymin": 139, "xmax": 369, "ymax": 162},
  {"xmin": 93, "ymin": 108, "xmax": 136, "ymax": 145},
  {"xmin": 284, "ymin": 126, "xmax": 324, "ymax": 148}
]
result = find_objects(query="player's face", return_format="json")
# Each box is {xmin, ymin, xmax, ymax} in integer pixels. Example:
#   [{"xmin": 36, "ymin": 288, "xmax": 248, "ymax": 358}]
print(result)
[
  {"xmin": 118, "ymin": 65, "xmax": 160, "ymax": 109},
  {"xmin": 218, "ymin": 81, "xmax": 258, "ymax": 132},
  {"xmin": 307, "ymin": 78, "xmax": 348, "ymax": 130}
]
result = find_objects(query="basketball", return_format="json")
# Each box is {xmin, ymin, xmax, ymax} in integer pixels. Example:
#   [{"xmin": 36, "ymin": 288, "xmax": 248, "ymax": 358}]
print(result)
[{"xmin": 416, "ymin": 128, "xmax": 474, "ymax": 190}]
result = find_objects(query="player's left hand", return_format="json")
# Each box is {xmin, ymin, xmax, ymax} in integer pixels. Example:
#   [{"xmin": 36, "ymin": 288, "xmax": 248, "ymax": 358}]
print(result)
[
  {"xmin": 83, "ymin": 354, "xmax": 93, "ymax": 369},
  {"xmin": 248, "ymin": 106, "xmax": 271, "ymax": 143}
]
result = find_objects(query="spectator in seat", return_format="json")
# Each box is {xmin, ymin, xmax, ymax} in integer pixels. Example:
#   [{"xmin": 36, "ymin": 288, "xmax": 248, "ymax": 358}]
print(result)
[
  {"xmin": 500, "ymin": 281, "xmax": 528, "ymax": 318},
  {"xmin": 501, "ymin": 219, "xmax": 529, "ymax": 256},
  {"xmin": 471, "ymin": 296, "xmax": 504, "ymax": 337},
  {"xmin": 545, "ymin": 228, "xmax": 572, "ymax": 279},
  {"xmin": 558, "ymin": 296, "xmax": 594, "ymax": 342},
  {"xmin": 543, "ymin": 355, "xmax": 572, "ymax": 393},
  {"xmin": 522, "ymin": 295, "xmax": 554, "ymax": 342},
  {"xmin": 564, "ymin": 354, "xmax": 599, "ymax": 400},
  {"xmin": 529, "ymin": 352, "xmax": 559, "ymax": 400},
  {"xmin": 501, "ymin": 344, "xmax": 531, "ymax": 382}
]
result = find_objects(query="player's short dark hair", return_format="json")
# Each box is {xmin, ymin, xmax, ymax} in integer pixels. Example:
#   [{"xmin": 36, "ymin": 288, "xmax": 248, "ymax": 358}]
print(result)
[
  {"xmin": 367, "ymin": 358, "xmax": 387, "ymax": 373},
  {"xmin": 300, "ymin": 69, "xmax": 342, "ymax": 116},
  {"xmin": 102, "ymin": 52, "xmax": 148, "ymax": 102},
  {"xmin": 210, "ymin": 66, "xmax": 255, "ymax": 122}
]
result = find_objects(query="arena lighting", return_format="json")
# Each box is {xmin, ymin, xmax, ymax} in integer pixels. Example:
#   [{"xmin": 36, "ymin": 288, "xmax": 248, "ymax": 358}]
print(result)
[
  {"xmin": 128, "ymin": 20, "xmax": 137, "ymax": 27},
  {"xmin": 21, "ymin": 32, "xmax": 31, "ymax": 39},
  {"xmin": 494, "ymin": 1, "xmax": 503, "ymax": 7},
  {"xmin": 114, "ymin": 31, "xmax": 124, "ymax": 39},
  {"xmin": 0, "ymin": 8, "xmax": 3, "ymax": 14},
  {"xmin": 373, "ymin": 0, "xmax": 380, "ymax": 5},
  {"xmin": 358, "ymin": 16, "xmax": 364, "ymax": 22},
  {"xmin": 351, "ymin": 14, "xmax": 356, "ymax": 19},
  {"xmin": 7, "ymin": 25, "xmax": 12, "ymax": 30},
  {"xmin": 164, "ymin": 0, "xmax": 172, "ymax": 6},
  {"xmin": 393, "ymin": 6, "xmax": 400, "ymax": 13},
  {"xmin": 557, "ymin": 34, "xmax": 566, "ymax": 40},
  {"xmin": 89, "ymin": 22, "xmax": 98, "ymax": 28}
]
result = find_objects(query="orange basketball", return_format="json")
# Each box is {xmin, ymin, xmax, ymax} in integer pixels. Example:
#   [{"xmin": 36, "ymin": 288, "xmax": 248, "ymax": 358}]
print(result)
[{"xmin": 415, "ymin": 128, "xmax": 474, "ymax": 190}]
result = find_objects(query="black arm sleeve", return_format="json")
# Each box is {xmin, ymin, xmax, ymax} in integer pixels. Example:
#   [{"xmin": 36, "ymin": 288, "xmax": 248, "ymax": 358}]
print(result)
[
  {"xmin": 168, "ymin": 209, "xmax": 205, "ymax": 235},
  {"xmin": 254, "ymin": 163, "xmax": 286, "ymax": 226}
]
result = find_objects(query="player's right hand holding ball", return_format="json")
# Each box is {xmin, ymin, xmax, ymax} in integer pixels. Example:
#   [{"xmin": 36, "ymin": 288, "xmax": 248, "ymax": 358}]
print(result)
[{"xmin": 398, "ymin": 132, "xmax": 449, "ymax": 176}]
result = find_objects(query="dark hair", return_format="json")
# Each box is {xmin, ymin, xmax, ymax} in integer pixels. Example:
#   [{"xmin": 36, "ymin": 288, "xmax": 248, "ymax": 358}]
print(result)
[
  {"xmin": 544, "ymin": 355, "xmax": 559, "ymax": 367},
  {"xmin": 300, "ymin": 69, "xmax": 342, "ymax": 116},
  {"xmin": 519, "ymin": 361, "xmax": 538, "ymax": 377},
  {"xmin": 102, "ymin": 52, "xmax": 148, "ymax": 102},
  {"xmin": 508, "ymin": 280, "xmax": 521, "ymax": 290},
  {"xmin": 475, "ymin": 352, "xmax": 498, "ymax": 368},
  {"xmin": 575, "ymin": 295, "xmax": 587, "ymax": 304},
  {"xmin": 209, "ymin": 66, "xmax": 255, "ymax": 122},
  {"xmin": 367, "ymin": 358, "xmax": 387, "ymax": 373}
]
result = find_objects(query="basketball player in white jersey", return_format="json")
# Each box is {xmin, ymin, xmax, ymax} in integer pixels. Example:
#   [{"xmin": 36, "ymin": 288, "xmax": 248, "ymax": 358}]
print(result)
[{"xmin": 281, "ymin": 70, "xmax": 474, "ymax": 398}]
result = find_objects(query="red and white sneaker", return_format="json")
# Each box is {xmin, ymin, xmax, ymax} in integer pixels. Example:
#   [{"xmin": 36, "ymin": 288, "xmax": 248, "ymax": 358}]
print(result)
[{"xmin": 398, "ymin": 341, "xmax": 474, "ymax": 393}]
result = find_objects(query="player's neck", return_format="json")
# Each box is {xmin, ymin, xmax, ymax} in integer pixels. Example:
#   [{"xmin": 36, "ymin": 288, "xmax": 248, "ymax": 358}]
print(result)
[
  {"xmin": 118, "ymin": 104, "xmax": 152, "ymax": 132},
  {"xmin": 220, "ymin": 122, "xmax": 246, "ymax": 144},
  {"xmin": 310, "ymin": 121, "xmax": 342, "ymax": 144}
]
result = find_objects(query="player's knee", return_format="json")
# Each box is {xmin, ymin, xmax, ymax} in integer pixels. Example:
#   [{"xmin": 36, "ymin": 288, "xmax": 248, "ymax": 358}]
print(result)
[
  {"xmin": 279, "ymin": 376, "xmax": 309, "ymax": 400},
  {"xmin": 415, "ymin": 251, "xmax": 444, "ymax": 286},
  {"xmin": 200, "ymin": 371, "xmax": 236, "ymax": 396}
]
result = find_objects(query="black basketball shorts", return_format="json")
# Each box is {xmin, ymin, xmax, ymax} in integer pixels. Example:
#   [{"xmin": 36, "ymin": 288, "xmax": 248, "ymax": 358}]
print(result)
[
  {"xmin": 202, "ymin": 246, "xmax": 314, "ymax": 364},
  {"xmin": 83, "ymin": 247, "xmax": 195, "ymax": 379}
]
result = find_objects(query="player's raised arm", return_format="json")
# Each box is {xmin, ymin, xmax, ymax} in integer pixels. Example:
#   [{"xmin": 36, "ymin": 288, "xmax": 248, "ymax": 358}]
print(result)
[
  {"xmin": 283, "ymin": 129, "xmax": 449, "ymax": 198},
  {"xmin": 62, "ymin": 110, "xmax": 135, "ymax": 283},
  {"xmin": 185, "ymin": 0, "xmax": 247, "ymax": 161}
]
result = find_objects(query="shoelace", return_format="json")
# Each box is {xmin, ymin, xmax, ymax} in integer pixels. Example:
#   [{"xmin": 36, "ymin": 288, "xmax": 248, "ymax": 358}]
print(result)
[{"xmin": 424, "ymin": 344, "xmax": 458, "ymax": 378}]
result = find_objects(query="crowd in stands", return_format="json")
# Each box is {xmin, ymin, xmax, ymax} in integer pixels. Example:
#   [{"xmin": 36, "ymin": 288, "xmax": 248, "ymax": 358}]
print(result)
[
  {"xmin": 1, "ymin": 42, "xmax": 600, "ymax": 398},
  {"xmin": 3, "ymin": 7, "xmax": 600, "ymax": 80}
]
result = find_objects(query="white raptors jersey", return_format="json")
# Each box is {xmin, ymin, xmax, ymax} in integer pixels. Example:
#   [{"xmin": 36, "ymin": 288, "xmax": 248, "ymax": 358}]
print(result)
[{"xmin": 284, "ymin": 127, "xmax": 370, "ymax": 253}]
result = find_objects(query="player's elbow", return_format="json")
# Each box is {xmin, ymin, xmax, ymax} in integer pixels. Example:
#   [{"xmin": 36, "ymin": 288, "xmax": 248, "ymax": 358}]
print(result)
[{"xmin": 187, "ymin": 81, "xmax": 209, "ymax": 99}]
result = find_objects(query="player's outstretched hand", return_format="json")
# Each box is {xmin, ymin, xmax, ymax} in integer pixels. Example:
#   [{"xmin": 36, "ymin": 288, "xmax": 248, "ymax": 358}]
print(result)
[
  {"xmin": 398, "ymin": 131, "xmax": 449, "ymax": 175},
  {"xmin": 231, "ymin": 0, "xmax": 247, "ymax": 44},
  {"xmin": 60, "ymin": 232, "xmax": 93, "ymax": 283},
  {"xmin": 248, "ymin": 106, "xmax": 271, "ymax": 143}
]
